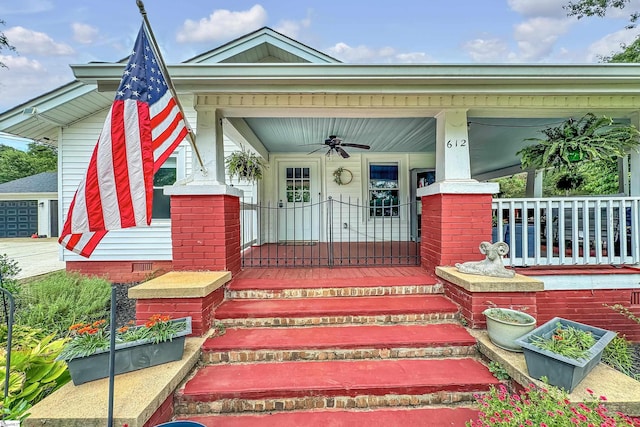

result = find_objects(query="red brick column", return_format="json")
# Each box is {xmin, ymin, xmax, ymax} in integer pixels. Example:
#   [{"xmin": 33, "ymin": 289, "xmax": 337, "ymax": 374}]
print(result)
[
  {"xmin": 170, "ymin": 194, "xmax": 241, "ymax": 274},
  {"xmin": 421, "ymin": 193, "xmax": 494, "ymax": 272},
  {"xmin": 135, "ymin": 286, "xmax": 225, "ymax": 336}
]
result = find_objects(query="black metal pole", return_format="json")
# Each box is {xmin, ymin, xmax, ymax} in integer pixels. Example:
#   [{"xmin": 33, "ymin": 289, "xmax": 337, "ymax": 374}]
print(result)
[
  {"xmin": 107, "ymin": 287, "xmax": 117, "ymax": 427},
  {"xmin": 0, "ymin": 287, "xmax": 15, "ymax": 421}
]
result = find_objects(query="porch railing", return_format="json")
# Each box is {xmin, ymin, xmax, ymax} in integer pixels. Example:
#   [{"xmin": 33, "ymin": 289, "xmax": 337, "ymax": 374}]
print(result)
[
  {"xmin": 492, "ymin": 196, "xmax": 640, "ymax": 267},
  {"xmin": 240, "ymin": 197, "xmax": 419, "ymax": 267}
]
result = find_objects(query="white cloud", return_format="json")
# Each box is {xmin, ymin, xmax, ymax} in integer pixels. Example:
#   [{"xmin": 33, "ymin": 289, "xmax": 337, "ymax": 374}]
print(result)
[
  {"xmin": 176, "ymin": 5, "xmax": 268, "ymax": 43},
  {"xmin": 0, "ymin": 56, "xmax": 70, "ymax": 111},
  {"xmin": 72, "ymin": 22, "xmax": 99, "ymax": 45},
  {"xmin": 326, "ymin": 42, "xmax": 433, "ymax": 63},
  {"xmin": 464, "ymin": 38, "xmax": 513, "ymax": 62},
  {"xmin": 507, "ymin": 0, "xmax": 566, "ymax": 18},
  {"xmin": 513, "ymin": 17, "xmax": 572, "ymax": 61},
  {"xmin": 587, "ymin": 28, "xmax": 640, "ymax": 61},
  {"xmin": 0, "ymin": 55, "xmax": 44, "ymax": 72},
  {"xmin": 274, "ymin": 18, "xmax": 311, "ymax": 40},
  {"xmin": 5, "ymin": 26, "xmax": 74, "ymax": 56}
]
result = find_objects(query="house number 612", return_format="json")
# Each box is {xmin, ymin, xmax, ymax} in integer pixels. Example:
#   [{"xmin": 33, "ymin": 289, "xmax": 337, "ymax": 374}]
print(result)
[{"xmin": 446, "ymin": 139, "xmax": 467, "ymax": 148}]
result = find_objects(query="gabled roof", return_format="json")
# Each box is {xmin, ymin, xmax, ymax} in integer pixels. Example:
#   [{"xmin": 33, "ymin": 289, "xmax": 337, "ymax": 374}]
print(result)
[
  {"xmin": 0, "ymin": 172, "xmax": 57, "ymax": 194},
  {"xmin": 185, "ymin": 27, "xmax": 340, "ymax": 64}
]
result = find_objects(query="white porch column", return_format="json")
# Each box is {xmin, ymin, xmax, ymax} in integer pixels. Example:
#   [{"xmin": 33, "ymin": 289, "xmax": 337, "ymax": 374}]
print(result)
[
  {"xmin": 630, "ymin": 112, "xmax": 640, "ymax": 196},
  {"xmin": 434, "ymin": 109, "xmax": 472, "ymax": 182},
  {"xmin": 190, "ymin": 108, "xmax": 226, "ymax": 185},
  {"xmin": 525, "ymin": 169, "xmax": 544, "ymax": 198}
]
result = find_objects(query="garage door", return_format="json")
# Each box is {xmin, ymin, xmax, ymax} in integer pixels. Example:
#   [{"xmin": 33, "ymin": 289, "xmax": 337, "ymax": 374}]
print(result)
[{"xmin": 0, "ymin": 200, "xmax": 38, "ymax": 238}]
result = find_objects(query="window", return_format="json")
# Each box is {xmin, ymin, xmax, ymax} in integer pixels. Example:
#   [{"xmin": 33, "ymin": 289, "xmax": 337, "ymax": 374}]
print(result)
[
  {"xmin": 152, "ymin": 157, "xmax": 177, "ymax": 219},
  {"xmin": 286, "ymin": 167, "xmax": 311, "ymax": 203},
  {"xmin": 369, "ymin": 163, "xmax": 399, "ymax": 217}
]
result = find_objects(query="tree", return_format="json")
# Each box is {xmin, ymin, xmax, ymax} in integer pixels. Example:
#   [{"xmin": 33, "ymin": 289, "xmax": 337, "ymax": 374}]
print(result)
[
  {"xmin": 0, "ymin": 143, "xmax": 57, "ymax": 184},
  {"xmin": 565, "ymin": 0, "xmax": 639, "ymax": 28},
  {"xmin": 0, "ymin": 19, "xmax": 16, "ymax": 69}
]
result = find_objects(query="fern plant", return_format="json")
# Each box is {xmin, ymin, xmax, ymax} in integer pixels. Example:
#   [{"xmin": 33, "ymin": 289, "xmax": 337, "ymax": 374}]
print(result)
[
  {"xmin": 517, "ymin": 113, "xmax": 640, "ymax": 190},
  {"xmin": 225, "ymin": 148, "xmax": 267, "ymax": 183}
]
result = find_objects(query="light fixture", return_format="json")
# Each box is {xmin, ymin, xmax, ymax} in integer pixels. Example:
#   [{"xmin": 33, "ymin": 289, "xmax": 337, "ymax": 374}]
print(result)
[{"xmin": 23, "ymin": 107, "xmax": 37, "ymax": 116}]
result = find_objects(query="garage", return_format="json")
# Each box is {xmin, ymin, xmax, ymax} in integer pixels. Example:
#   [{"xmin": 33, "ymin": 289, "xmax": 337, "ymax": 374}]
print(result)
[
  {"xmin": 0, "ymin": 172, "xmax": 58, "ymax": 238},
  {"xmin": 0, "ymin": 200, "xmax": 38, "ymax": 237}
]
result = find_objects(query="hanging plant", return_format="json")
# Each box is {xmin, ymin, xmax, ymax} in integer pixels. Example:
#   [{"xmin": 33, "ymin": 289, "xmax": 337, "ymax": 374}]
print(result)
[
  {"xmin": 517, "ymin": 113, "xmax": 640, "ymax": 191},
  {"xmin": 225, "ymin": 148, "xmax": 267, "ymax": 183},
  {"xmin": 332, "ymin": 167, "xmax": 353, "ymax": 185}
]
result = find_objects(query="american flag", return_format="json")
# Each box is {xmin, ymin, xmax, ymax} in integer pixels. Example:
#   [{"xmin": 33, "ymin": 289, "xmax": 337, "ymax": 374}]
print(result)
[{"xmin": 59, "ymin": 24, "xmax": 189, "ymax": 257}]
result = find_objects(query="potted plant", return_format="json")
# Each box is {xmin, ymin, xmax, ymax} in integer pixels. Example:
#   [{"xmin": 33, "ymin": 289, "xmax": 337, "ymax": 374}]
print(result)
[
  {"xmin": 517, "ymin": 113, "xmax": 640, "ymax": 191},
  {"xmin": 57, "ymin": 314, "xmax": 192, "ymax": 385},
  {"xmin": 514, "ymin": 317, "xmax": 617, "ymax": 392},
  {"xmin": 225, "ymin": 147, "xmax": 267, "ymax": 183},
  {"xmin": 483, "ymin": 303, "xmax": 536, "ymax": 352}
]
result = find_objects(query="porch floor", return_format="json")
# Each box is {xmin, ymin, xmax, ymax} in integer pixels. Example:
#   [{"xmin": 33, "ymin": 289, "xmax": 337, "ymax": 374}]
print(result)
[{"xmin": 242, "ymin": 241, "xmax": 419, "ymax": 267}]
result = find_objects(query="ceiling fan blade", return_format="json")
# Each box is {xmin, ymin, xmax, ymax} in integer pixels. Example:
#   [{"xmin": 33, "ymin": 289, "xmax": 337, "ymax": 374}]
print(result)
[
  {"xmin": 335, "ymin": 146, "xmax": 350, "ymax": 158},
  {"xmin": 307, "ymin": 146, "xmax": 326, "ymax": 155},
  {"xmin": 340, "ymin": 143, "xmax": 370, "ymax": 150}
]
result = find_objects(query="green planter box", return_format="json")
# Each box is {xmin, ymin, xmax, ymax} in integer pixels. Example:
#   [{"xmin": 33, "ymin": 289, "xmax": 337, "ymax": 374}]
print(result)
[
  {"xmin": 65, "ymin": 317, "xmax": 192, "ymax": 385},
  {"xmin": 514, "ymin": 317, "xmax": 616, "ymax": 392}
]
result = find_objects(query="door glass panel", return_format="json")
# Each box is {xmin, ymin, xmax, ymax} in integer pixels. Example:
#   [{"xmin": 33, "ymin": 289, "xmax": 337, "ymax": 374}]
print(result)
[{"xmin": 286, "ymin": 167, "xmax": 311, "ymax": 203}]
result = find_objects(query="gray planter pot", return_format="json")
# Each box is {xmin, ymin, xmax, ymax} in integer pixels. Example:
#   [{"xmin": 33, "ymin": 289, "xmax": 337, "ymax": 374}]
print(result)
[
  {"xmin": 483, "ymin": 308, "xmax": 536, "ymax": 352},
  {"xmin": 515, "ymin": 317, "xmax": 617, "ymax": 392},
  {"xmin": 65, "ymin": 317, "xmax": 192, "ymax": 385}
]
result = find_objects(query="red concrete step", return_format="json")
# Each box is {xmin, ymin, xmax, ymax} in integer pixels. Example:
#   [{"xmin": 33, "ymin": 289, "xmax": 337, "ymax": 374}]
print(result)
[
  {"xmin": 229, "ymin": 275, "xmax": 438, "ymax": 290},
  {"xmin": 203, "ymin": 323, "xmax": 475, "ymax": 352},
  {"xmin": 180, "ymin": 358, "xmax": 499, "ymax": 402},
  {"xmin": 214, "ymin": 294, "xmax": 458, "ymax": 320},
  {"xmin": 180, "ymin": 407, "xmax": 480, "ymax": 427}
]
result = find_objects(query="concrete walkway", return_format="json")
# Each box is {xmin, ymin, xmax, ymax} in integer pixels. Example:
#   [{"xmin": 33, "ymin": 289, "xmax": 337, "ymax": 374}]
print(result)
[{"xmin": 0, "ymin": 237, "xmax": 65, "ymax": 280}]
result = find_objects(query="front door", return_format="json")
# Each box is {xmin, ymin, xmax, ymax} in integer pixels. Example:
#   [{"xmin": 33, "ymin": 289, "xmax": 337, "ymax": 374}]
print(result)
[{"xmin": 278, "ymin": 161, "xmax": 320, "ymax": 243}]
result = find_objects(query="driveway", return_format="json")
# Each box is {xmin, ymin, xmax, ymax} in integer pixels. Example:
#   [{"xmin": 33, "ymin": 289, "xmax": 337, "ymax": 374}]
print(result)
[{"xmin": 0, "ymin": 238, "xmax": 65, "ymax": 280}]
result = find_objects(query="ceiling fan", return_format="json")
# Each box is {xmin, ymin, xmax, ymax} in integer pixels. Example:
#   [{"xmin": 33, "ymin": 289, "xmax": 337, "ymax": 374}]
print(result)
[{"xmin": 307, "ymin": 135, "xmax": 371, "ymax": 158}]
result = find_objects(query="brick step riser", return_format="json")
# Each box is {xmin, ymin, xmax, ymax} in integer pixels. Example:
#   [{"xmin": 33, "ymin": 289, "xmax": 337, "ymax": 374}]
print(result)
[
  {"xmin": 218, "ymin": 312, "xmax": 459, "ymax": 328},
  {"xmin": 226, "ymin": 284, "xmax": 443, "ymax": 299},
  {"xmin": 174, "ymin": 391, "xmax": 481, "ymax": 416},
  {"xmin": 202, "ymin": 346, "xmax": 478, "ymax": 364}
]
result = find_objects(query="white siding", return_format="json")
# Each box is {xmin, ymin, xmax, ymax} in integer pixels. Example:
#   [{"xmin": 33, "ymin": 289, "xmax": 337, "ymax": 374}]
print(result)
[{"xmin": 59, "ymin": 103, "xmax": 194, "ymax": 262}]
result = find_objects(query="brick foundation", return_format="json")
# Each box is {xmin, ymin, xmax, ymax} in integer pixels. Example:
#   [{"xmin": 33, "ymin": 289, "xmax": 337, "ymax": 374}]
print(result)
[
  {"xmin": 170, "ymin": 194, "xmax": 241, "ymax": 274},
  {"xmin": 538, "ymin": 289, "xmax": 640, "ymax": 341},
  {"xmin": 66, "ymin": 260, "xmax": 172, "ymax": 283},
  {"xmin": 421, "ymin": 193, "xmax": 494, "ymax": 272}
]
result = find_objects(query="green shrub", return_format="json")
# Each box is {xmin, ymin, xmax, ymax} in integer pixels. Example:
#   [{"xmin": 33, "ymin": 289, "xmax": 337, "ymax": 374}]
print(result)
[
  {"xmin": 603, "ymin": 335, "xmax": 639, "ymax": 380},
  {"xmin": 0, "ymin": 253, "xmax": 21, "ymax": 296},
  {"xmin": 0, "ymin": 325, "xmax": 70, "ymax": 421},
  {"xmin": 15, "ymin": 271, "xmax": 111, "ymax": 337}
]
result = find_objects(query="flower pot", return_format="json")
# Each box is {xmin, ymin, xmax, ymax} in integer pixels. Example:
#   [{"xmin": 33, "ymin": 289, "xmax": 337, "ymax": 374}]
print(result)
[
  {"xmin": 64, "ymin": 317, "xmax": 192, "ymax": 385},
  {"xmin": 483, "ymin": 308, "xmax": 536, "ymax": 352},
  {"xmin": 514, "ymin": 317, "xmax": 617, "ymax": 392}
]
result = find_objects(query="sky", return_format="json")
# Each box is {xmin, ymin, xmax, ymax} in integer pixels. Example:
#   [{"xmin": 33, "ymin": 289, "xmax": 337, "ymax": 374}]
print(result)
[{"xmin": 1, "ymin": 0, "xmax": 640, "ymax": 113}]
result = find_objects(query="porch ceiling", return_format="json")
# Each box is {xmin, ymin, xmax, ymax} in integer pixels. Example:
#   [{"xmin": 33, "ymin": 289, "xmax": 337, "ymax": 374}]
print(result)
[{"xmin": 242, "ymin": 116, "xmax": 569, "ymax": 177}]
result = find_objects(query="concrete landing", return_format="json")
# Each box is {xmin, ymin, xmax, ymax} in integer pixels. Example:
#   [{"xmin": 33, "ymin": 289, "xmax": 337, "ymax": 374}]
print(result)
[
  {"xmin": 471, "ymin": 329, "xmax": 640, "ymax": 416},
  {"xmin": 23, "ymin": 337, "xmax": 205, "ymax": 427}
]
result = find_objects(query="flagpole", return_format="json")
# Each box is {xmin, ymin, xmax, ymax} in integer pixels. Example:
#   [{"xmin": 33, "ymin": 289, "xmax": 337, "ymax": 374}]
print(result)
[{"xmin": 136, "ymin": 0, "xmax": 208, "ymax": 175}]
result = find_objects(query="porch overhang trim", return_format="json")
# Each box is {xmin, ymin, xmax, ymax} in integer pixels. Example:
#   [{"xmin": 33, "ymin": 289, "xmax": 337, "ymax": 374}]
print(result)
[{"xmin": 71, "ymin": 63, "xmax": 640, "ymax": 94}]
